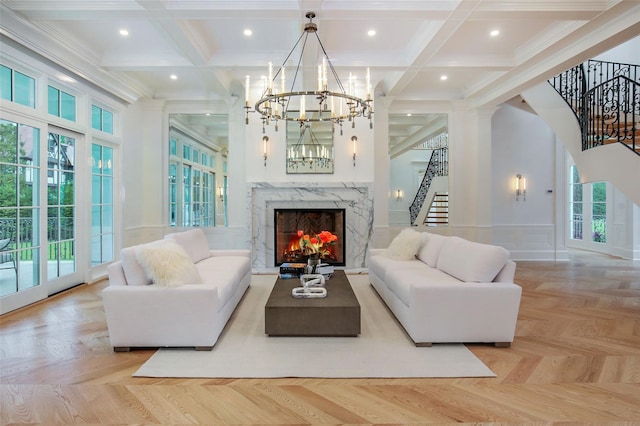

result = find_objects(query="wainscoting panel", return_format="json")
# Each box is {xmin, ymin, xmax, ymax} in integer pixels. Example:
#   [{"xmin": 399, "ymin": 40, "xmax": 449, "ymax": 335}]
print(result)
[{"xmin": 492, "ymin": 224, "xmax": 567, "ymax": 261}]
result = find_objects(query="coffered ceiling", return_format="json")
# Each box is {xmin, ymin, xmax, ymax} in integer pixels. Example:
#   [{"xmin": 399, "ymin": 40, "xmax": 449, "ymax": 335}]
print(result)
[{"xmin": 2, "ymin": 0, "xmax": 639, "ymax": 109}]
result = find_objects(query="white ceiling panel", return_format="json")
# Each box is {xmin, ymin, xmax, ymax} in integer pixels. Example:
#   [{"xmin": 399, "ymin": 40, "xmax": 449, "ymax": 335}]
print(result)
[{"xmin": 0, "ymin": 0, "xmax": 637, "ymax": 109}]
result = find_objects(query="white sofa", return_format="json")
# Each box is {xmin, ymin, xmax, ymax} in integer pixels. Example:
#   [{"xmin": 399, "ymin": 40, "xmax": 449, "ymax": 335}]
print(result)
[
  {"xmin": 103, "ymin": 229, "xmax": 251, "ymax": 351},
  {"xmin": 368, "ymin": 229, "xmax": 522, "ymax": 347}
]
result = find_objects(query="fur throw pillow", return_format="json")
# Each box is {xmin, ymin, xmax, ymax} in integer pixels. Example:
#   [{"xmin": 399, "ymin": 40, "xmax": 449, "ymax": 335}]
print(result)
[
  {"xmin": 385, "ymin": 228, "xmax": 424, "ymax": 260},
  {"xmin": 136, "ymin": 239, "xmax": 203, "ymax": 287}
]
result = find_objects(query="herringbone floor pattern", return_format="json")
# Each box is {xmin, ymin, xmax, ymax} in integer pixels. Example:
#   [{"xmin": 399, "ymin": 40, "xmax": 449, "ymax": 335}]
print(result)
[{"xmin": 1, "ymin": 250, "xmax": 639, "ymax": 424}]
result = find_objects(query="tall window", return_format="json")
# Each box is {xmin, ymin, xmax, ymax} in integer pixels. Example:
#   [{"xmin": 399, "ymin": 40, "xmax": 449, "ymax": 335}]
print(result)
[
  {"xmin": 591, "ymin": 182, "xmax": 607, "ymax": 243},
  {"xmin": 182, "ymin": 165, "xmax": 192, "ymax": 226},
  {"xmin": 91, "ymin": 143, "xmax": 114, "ymax": 266},
  {"xmin": 202, "ymin": 172, "xmax": 214, "ymax": 226},
  {"xmin": 568, "ymin": 164, "xmax": 609, "ymax": 247},
  {"xmin": 169, "ymin": 132, "xmax": 217, "ymax": 227},
  {"xmin": 47, "ymin": 132, "xmax": 76, "ymax": 278},
  {"xmin": 168, "ymin": 162, "xmax": 178, "ymax": 226},
  {"xmin": 569, "ymin": 165, "xmax": 583, "ymax": 240},
  {"xmin": 0, "ymin": 119, "xmax": 41, "ymax": 296},
  {"xmin": 192, "ymin": 169, "xmax": 201, "ymax": 226}
]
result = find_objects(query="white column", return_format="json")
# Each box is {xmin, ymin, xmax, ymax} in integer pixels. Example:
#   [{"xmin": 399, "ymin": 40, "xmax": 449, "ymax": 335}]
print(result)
[
  {"xmin": 372, "ymin": 95, "xmax": 392, "ymax": 247},
  {"xmin": 121, "ymin": 98, "xmax": 166, "ymax": 246},
  {"xmin": 448, "ymin": 103, "xmax": 496, "ymax": 243}
]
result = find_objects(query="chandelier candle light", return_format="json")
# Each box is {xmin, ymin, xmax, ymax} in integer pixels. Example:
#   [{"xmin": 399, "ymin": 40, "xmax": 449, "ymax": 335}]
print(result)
[{"xmin": 244, "ymin": 12, "xmax": 373, "ymax": 135}]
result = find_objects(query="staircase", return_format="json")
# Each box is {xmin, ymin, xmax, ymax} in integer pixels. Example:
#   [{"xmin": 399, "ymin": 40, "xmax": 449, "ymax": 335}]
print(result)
[
  {"xmin": 522, "ymin": 70, "xmax": 640, "ymax": 206},
  {"xmin": 409, "ymin": 147, "xmax": 448, "ymax": 226},
  {"xmin": 424, "ymin": 192, "xmax": 449, "ymax": 226},
  {"xmin": 549, "ymin": 60, "xmax": 639, "ymax": 155}
]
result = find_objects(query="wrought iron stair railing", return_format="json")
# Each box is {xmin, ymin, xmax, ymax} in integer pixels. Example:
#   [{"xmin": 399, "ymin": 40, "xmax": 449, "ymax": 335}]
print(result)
[
  {"xmin": 550, "ymin": 60, "xmax": 639, "ymax": 155},
  {"xmin": 409, "ymin": 147, "xmax": 448, "ymax": 226}
]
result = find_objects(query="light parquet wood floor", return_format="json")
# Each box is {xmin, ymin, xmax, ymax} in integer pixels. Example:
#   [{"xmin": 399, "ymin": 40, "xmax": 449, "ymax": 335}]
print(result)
[{"xmin": 1, "ymin": 250, "xmax": 639, "ymax": 424}]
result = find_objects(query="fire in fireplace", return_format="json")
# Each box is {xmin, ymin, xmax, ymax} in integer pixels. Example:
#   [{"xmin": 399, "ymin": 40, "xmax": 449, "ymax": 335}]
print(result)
[{"xmin": 274, "ymin": 208, "xmax": 345, "ymax": 266}]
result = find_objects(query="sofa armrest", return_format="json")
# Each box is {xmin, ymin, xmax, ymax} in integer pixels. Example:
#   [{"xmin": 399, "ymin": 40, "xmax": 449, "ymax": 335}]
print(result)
[
  {"xmin": 107, "ymin": 261, "xmax": 127, "ymax": 286},
  {"xmin": 409, "ymin": 281, "xmax": 522, "ymax": 343},
  {"xmin": 208, "ymin": 249, "xmax": 251, "ymax": 258},
  {"xmin": 101, "ymin": 284, "xmax": 220, "ymax": 348},
  {"xmin": 494, "ymin": 260, "xmax": 516, "ymax": 283}
]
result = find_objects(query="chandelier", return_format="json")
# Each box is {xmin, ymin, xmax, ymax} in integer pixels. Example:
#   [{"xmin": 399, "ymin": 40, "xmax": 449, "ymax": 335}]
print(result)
[
  {"xmin": 286, "ymin": 122, "xmax": 334, "ymax": 173},
  {"xmin": 244, "ymin": 12, "xmax": 373, "ymax": 134}
]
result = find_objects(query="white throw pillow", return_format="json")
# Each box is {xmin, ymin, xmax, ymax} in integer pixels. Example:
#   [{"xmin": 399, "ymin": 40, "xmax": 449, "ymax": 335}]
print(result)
[
  {"xmin": 120, "ymin": 242, "xmax": 162, "ymax": 286},
  {"xmin": 136, "ymin": 239, "xmax": 203, "ymax": 287},
  {"xmin": 417, "ymin": 232, "xmax": 449, "ymax": 267},
  {"xmin": 165, "ymin": 228, "xmax": 211, "ymax": 264},
  {"xmin": 385, "ymin": 228, "xmax": 424, "ymax": 260},
  {"xmin": 437, "ymin": 237, "xmax": 510, "ymax": 282}
]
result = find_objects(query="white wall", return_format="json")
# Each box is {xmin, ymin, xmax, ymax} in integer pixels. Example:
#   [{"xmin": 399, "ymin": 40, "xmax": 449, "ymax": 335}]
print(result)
[
  {"xmin": 594, "ymin": 35, "xmax": 640, "ymax": 64},
  {"xmin": 121, "ymin": 100, "xmax": 167, "ymax": 247},
  {"xmin": 491, "ymin": 104, "xmax": 568, "ymax": 260},
  {"xmin": 244, "ymin": 118, "xmax": 375, "ymax": 183}
]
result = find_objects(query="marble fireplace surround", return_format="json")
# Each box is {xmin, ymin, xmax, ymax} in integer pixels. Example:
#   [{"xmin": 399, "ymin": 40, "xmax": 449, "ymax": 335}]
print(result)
[{"xmin": 250, "ymin": 182, "xmax": 374, "ymax": 270}]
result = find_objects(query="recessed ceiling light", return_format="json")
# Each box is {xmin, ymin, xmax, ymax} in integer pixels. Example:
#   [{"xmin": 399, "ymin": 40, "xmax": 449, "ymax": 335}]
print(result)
[
  {"xmin": 170, "ymin": 74, "xmax": 178, "ymax": 80},
  {"xmin": 490, "ymin": 29, "xmax": 500, "ymax": 37},
  {"xmin": 406, "ymin": 113, "xmax": 412, "ymax": 117},
  {"xmin": 244, "ymin": 29, "xmax": 253, "ymax": 36},
  {"xmin": 119, "ymin": 29, "xmax": 129, "ymax": 36},
  {"xmin": 367, "ymin": 29, "xmax": 376, "ymax": 37},
  {"xmin": 440, "ymin": 75, "xmax": 448, "ymax": 81}
]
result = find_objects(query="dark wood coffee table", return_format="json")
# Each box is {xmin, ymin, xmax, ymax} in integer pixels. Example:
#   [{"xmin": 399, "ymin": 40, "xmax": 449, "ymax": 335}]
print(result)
[{"xmin": 265, "ymin": 270, "xmax": 361, "ymax": 337}]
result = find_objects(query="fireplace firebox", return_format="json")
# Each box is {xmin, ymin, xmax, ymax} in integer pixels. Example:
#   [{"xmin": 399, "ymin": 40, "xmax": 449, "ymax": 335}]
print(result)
[{"xmin": 274, "ymin": 208, "xmax": 345, "ymax": 266}]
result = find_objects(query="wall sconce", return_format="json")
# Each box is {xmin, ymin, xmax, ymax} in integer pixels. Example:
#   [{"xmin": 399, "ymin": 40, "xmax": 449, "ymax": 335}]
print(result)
[
  {"xmin": 351, "ymin": 135, "xmax": 357, "ymax": 166},
  {"xmin": 262, "ymin": 136, "xmax": 269, "ymax": 166},
  {"xmin": 217, "ymin": 186, "xmax": 224, "ymax": 202},
  {"xmin": 395, "ymin": 189, "xmax": 402, "ymax": 201},
  {"xmin": 515, "ymin": 174, "xmax": 526, "ymax": 201}
]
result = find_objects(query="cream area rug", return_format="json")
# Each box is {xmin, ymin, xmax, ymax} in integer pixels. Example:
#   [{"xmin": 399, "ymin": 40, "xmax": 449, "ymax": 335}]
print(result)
[{"xmin": 134, "ymin": 274, "xmax": 496, "ymax": 378}]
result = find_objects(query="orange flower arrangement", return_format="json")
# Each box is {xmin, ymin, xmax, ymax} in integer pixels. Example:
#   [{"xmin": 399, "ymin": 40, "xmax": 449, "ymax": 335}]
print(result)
[{"xmin": 297, "ymin": 229, "xmax": 338, "ymax": 258}]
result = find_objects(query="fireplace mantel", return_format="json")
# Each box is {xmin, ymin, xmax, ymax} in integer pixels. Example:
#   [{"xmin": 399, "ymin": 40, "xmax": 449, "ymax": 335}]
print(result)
[{"xmin": 249, "ymin": 182, "xmax": 374, "ymax": 270}]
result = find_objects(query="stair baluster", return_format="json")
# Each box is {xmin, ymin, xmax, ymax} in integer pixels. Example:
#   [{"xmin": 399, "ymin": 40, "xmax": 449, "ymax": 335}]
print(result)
[
  {"xmin": 409, "ymin": 147, "xmax": 448, "ymax": 226},
  {"xmin": 550, "ymin": 60, "xmax": 639, "ymax": 155}
]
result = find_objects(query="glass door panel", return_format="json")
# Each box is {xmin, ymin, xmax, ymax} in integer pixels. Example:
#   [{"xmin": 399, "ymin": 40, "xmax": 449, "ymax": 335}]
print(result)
[
  {"xmin": 591, "ymin": 182, "xmax": 607, "ymax": 243},
  {"xmin": 91, "ymin": 143, "xmax": 114, "ymax": 266},
  {"xmin": 47, "ymin": 131, "xmax": 76, "ymax": 279},
  {"xmin": 0, "ymin": 117, "xmax": 44, "ymax": 313}
]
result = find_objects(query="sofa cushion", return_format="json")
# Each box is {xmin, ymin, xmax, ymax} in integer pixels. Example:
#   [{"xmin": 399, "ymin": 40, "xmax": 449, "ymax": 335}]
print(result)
[
  {"xmin": 385, "ymin": 228, "xmax": 424, "ymax": 260},
  {"xmin": 417, "ymin": 232, "xmax": 449, "ymax": 267},
  {"xmin": 196, "ymin": 255, "xmax": 250, "ymax": 308},
  {"xmin": 136, "ymin": 239, "xmax": 203, "ymax": 287},
  {"xmin": 437, "ymin": 237, "xmax": 510, "ymax": 282},
  {"xmin": 369, "ymin": 253, "xmax": 420, "ymax": 283},
  {"xmin": 385, "ymin": 263, "xmax": 461, "ymax": 306},
  {"xmin": 165, "ymin": 228, "xmax": 211, "ymax": 264}
]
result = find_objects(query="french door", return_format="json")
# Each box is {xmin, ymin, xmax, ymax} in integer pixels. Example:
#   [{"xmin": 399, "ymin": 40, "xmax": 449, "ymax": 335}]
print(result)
[
  {"xmin": 0, "ymin": 119, "xmax": 86, "ymax": 313},
  {"xmin": 0, "ymin": 116, "xmax": 46, "ymax": 313},
  {"xmin": 46, "ymin": 127, "xmax": 85, "ymax": 295}
]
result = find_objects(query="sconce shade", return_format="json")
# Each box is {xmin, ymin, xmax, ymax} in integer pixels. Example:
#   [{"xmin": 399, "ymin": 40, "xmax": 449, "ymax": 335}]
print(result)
[
  {"xmin": 263, "ymin": 136, "xmax": 269, "ymax": 166},
  {"xmin": 515, "ymin": 174, "xmax": 526, "ymax": 201},
  {"xmin": 351, "ymin": 135, "xmax": 357, "ymax": 166}
]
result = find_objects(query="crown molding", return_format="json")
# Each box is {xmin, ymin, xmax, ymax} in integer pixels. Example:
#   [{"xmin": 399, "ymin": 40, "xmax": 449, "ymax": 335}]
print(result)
[{"xmin": 0, "ymin": 5, "xmax": 150, "ymax": 104}]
